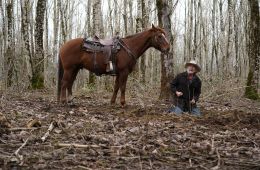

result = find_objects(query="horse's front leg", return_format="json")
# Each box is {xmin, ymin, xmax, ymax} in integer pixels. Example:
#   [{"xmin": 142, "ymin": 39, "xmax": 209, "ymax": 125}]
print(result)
[
  {"xmin": 119, "ymin": 73, "xmax": 128, "ymax": 107},
  {"xmin": 111, "ymin": 75, "xmax": 119, "ymax": 104}
]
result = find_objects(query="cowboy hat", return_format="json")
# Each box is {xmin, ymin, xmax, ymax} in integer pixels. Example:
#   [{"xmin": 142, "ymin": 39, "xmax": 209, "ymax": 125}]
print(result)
[{"xmin": 185, "ymin": 60, "xmax": 201, "ymax": 72}]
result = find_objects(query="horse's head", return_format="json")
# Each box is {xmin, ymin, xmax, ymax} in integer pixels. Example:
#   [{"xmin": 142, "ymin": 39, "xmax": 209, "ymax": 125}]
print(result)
[{"xmin": 149, "ymin": 24, "xmax": 170, "ymax": 54}]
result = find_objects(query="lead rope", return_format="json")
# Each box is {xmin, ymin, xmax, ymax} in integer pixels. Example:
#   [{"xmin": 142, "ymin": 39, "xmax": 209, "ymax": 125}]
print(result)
[
  {"xmin": 191, "ymin": 88, "xmax": 195, "ymax": 113},
  {"xmin": 188, "ymin": 83, "xmax": 191, "ymax": 113},
  {"xmin": 118, "ymin": 39, "xmax": 137, "ymax": 62},
  {"xmin": 176, "ymin": 95, "xmax": 179, "ymax": 108}
]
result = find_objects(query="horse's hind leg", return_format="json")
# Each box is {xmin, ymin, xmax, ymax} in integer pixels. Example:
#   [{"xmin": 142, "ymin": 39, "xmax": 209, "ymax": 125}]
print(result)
[
  {"xmin": 111, "ymin": 75, "xmax": 119, "ymax": 104},
  {"xmin": 67, "ymin": 68, "xmax": 79, "ymax": 102},
  {"xmin": 119, "ymin": 72, "xmax": 128, "ymax": 107},
  {"xmin": 60, "ymin": 69, "xmax": 74, "ymax": 103}
]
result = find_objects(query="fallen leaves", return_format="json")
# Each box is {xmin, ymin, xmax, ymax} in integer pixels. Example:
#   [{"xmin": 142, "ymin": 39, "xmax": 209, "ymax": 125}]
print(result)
[
  {"xmin": 0, "ymin": 92, "xmax": 259, "ymax": 169},
  {"xmin": 0, "ymin": 112, "xmax": 11, "ymax": 136}
]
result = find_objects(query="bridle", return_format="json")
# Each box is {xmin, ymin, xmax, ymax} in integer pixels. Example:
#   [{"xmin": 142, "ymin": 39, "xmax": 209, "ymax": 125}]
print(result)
[
  {"xmin": 151, "ymin": 32, "xmax": 169, "ymax": 51},
  {"xmin": 117, "ymin": 32, "xmax": 168, "ymax": 61}
]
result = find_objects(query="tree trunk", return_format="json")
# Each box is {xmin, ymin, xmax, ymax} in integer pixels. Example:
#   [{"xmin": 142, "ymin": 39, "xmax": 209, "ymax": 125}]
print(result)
[
  {"xmin": 32, "ymin": 0, "xmax": 47, "ymax": 89},
  {"xmin": 188, "ymin": 0, "xmax": 193, "ymax": 61},
  {"xmin": 245, "ymin": 0, "xmax": 260, "ymax": 100},
  {"xmin": 53, "ymin": 0, "xmax": 59, "ymax": 63},
  {"xmin": 5, "ymin": 0, "xmax": 15, "ymax": 87},
  {"xmin": 219, "ymin": 0, "xmax": 225, "ymax": 76},
  {"xmin": 193, "ymin": 0, "xmax": 198, "ymax": 60},
  {"xmin": 123, "ymin": 0, "xmax": 128, "ymax": 35},
  {"xmin": 140, "ymin": 0, "xmax": 149, "ymax": 83},
  {"xmin": 234, "ymin": 1, "xmax": 243, "ymax": 77},
  {"xmin": 211, "ymin": 0, "xmax": 216, "ymax": 75},
  {"xmin": 21, "ymin": 0, "xmax": 32, "ymax": 81},
  {"xmin": 89, "ymin": 0, "xmax": 102, "ymax": 85},
  {"xmin": 226, "ymin": 0, "xmax": 233, "ymax": 76},
  {"xmin": 128, "ymin": 0, "xmax": 134, "ymax": 34},
  {"xmin": 156, "ymin": 0, "xmax": 175, "ymax": 100},
  {"xmin": 133, "ymin": 0, "xmax": 142, "ymax": 79}
]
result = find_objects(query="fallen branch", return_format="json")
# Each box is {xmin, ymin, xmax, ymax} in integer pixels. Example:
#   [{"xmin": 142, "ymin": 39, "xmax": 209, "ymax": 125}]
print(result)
[
  {"xmin": 55, "ymin": 143, "xmax": 128, "ymax": 149},
  {"xmin": 14, "ymin": 137, "xmax": 29, "ymax": 163},
  {"xmin": 210, "ymin": 148, "xmax": 221, "ymax": 170},
  {"xmin": 55, "ymin": 143, "xmax": 103, "ymax": 148},
  {"xmin": 41, "ymin": 121, "xmax": 58, "ymax": 142},
  {"xmin": 8, "ymin": 127, "xmax": 43, "ymax": 131}
]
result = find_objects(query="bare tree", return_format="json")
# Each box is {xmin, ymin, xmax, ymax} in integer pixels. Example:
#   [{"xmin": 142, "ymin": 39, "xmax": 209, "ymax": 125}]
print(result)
[
  {"xmin": 226, "ymin": 0, "xmax": 234, "ymax": 76},
  {"xmin": 211, "ymin": 0, "xmax": 219, "ymax": 75},
  {"xmin": 156, "ymin": 0, "xmax": 177, "ymax": 99},
  {"xmin": 133, "ymin": 0, "xmax": 142, "ymax": 79},
  {"xmin": 245, "ymin": 0, "xmax": 260, "ymax": 100},
  {"xmin": 140, "ymin": 0, "xmax": 148, "ymax": 83},
  {"xmin": 32, "ymin": 0, "xmax": 47, "ymax": 89},
  {"xmin": 123, "ymin": 0, "xmax": 128, "ymax": 35},
  {"xmin": 5, "ymin": 0, "xmax": 15, "ymax": 87},
  {"xmin": 53, "ymin": 0, "xmax": 59, "ymax": 62},
  {"xmin": 89, "ymin": 0, "xmax": 103, "ymax": 85},
  {"xmin": 21, "ymin": 0, "xmax": 32, "ymax": 78}
]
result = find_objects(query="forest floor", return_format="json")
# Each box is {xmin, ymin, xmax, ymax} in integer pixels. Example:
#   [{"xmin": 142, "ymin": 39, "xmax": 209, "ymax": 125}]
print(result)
[{"xmin": 0, "ymin": 89, "xmax": 259, "ymax": 170}]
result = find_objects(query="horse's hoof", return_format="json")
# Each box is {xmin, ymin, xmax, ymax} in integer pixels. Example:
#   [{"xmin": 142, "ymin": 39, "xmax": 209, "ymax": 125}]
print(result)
[
  {"xmin": 110, "ymin": 98, "xmax": 116, "ymax": 104},
  {"xmin": 121, "ymin": 104, "xmax": 127, "ymax": 108},
  {"xmin": 68, "ymin": 96, "xmax": 75, "ymax": 103},
  {"xmin": 61, "ymin": 100, "xmax": 67, "ymax": 104}
]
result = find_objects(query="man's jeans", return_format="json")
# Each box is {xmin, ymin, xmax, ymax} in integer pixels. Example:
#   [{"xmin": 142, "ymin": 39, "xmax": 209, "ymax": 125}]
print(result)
[{"xmin": 168, "ymin": 106, "xmax": 201, "ymax": 116}]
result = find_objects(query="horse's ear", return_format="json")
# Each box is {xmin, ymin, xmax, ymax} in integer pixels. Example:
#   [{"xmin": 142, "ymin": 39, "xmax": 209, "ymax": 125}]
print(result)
[{"xmin": 152, "ymin": 24, "xmax": 155, "ymax": 29}]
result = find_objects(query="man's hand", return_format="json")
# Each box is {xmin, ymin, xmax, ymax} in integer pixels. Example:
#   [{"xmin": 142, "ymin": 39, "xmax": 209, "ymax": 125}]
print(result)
[
  {"xmin": 176, "ymin": 91, "xmax": 183, "ymax": 97},
  {"xmin": 190, "ymin": 99, "xmax": 196, "ymax": 104}
]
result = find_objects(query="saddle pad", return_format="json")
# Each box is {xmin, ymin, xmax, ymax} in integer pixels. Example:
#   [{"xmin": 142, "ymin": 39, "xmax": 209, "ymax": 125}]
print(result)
[{"xmin": 82, "ymin": 40, "xmax": 105, "ymax": 52}]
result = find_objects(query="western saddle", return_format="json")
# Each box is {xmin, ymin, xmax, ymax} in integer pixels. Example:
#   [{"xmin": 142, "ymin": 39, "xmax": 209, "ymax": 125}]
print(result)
[{"xmin": 82, "ymin": 35, "xmax": 121, "ymax": 76}]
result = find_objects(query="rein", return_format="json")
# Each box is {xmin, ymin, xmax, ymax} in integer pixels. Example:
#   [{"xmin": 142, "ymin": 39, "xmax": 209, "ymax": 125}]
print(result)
[{"xmin": 118, "ymin": 39, "xmax": 137, "ymax": 62}]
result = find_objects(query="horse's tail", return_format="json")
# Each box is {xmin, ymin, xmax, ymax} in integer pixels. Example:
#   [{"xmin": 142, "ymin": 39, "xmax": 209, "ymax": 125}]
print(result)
[{"xmin": 57, "ymin": 54, "xmax": 63, "ymax": 102}]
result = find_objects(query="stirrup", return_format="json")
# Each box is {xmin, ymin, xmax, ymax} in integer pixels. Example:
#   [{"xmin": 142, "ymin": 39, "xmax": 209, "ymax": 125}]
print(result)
[{"xmin": 106, "ymin": 61, "xmax": 114, "ymax": 72}]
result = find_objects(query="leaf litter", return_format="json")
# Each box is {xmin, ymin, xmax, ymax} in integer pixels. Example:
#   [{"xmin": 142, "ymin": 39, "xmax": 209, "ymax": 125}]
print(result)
[{"xmin": 0, "ymin": 91, "xmax": 259, "ymax": 169}]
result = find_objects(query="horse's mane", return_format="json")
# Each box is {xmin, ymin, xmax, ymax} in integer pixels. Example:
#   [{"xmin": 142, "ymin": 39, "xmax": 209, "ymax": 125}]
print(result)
[
  {"xmin": 123, "ymin": 27, "xmax": 166, "ymax": 39},
  {"xmin": 123, "ymin": 32, "xmax": 145, "ymax": 39}
]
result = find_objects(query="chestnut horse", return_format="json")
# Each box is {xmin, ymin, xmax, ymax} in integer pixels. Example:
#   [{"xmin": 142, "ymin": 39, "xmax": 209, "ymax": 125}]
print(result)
[{"xmin": 57, "ymin": 24, "xmax": 170, "ymax": 106}]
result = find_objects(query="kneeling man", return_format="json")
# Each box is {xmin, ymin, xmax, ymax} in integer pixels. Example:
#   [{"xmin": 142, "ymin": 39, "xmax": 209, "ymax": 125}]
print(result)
[{"xmin": 169, "ymin": 60, "xmax": 202, "ymax": 116}]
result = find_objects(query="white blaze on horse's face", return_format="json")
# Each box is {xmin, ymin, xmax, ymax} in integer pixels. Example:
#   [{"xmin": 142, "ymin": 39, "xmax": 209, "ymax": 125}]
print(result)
[
  {"xmin": 161, "ymin": 33, "xmax": 169, "ymax": 44},
  {"xmin": 151, "ymin": 27, "xmax": 171, "ymax": 53},
  {"xmin": 156, "ymin": 33, "xmax": 170, "ymax": 53}
]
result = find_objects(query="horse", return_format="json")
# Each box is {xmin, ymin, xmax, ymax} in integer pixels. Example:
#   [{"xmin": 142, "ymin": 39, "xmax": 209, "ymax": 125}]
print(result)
[{"xmin": 57, "ymin": 24, "xmax": 170, "ymax": 106}]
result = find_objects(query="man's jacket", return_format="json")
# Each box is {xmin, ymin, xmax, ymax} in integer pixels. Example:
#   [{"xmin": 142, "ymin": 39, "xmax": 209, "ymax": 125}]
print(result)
[{"xmin": 170, "ymin": 71, "xmax": 201, "ymax": 102}]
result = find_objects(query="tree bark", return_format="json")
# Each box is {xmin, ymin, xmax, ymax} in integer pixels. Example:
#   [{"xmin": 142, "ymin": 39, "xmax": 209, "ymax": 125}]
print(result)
[
  {"xmin": 156, "ymin": 0, "xmax": 176, "ymax": 99},
  {"xmin": 89, "ymin": 0, "xmax": 102, "ymax": 85},
  {"xmin": 140, "ymin": 0, "xmax": 148, "ymax": 83},
  {"xmin": 32, "ymin": 0, "xmax": 47, "ymax": 89},
  {"xmin": 133, "ymin": 0, "xmax": 142, "ymax": 79},
  {"xmin": 245, "ymin": 0, "xmax": 260, "ymax": 100},
  {"xmin": 211, "ymin": 0, "xmax": 216, "ymax": 75},
  {"xmin": 53, "ymin": 0, "xmax": 59, "ymax": 62},
  {"xmin": 21, "ymin": 0, "xmax": 32, "ymax": 81},
  {"xmin": 123, "ymin": 0, "xmax": 128, "ymax": 35},
  {"xmin": 5, "ymin": 0, "xmax": 15, "ymax": 87},
  {"xmin": 226, "ymin": 0, "xmax": 234, "ymax": 76}
]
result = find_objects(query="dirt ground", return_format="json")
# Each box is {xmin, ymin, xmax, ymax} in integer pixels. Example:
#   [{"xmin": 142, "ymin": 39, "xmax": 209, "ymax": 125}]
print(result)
[{"xmin": 0, "ymin": 90, "xmax": 259, "ymax": 170}]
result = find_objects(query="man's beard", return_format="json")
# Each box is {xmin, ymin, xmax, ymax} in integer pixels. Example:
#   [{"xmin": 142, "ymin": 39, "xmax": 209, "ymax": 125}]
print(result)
[{"xmin": 187, "ymin": 69, "xmax": 195, "ymax": 75}]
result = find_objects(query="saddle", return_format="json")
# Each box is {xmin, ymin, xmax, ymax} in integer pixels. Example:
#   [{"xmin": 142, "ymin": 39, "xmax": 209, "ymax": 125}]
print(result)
[{"xmin": 82, "ymin": 36, "xmax": 121, "ymax": 76}]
